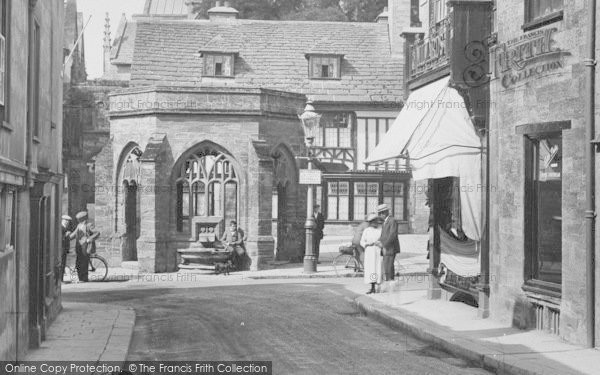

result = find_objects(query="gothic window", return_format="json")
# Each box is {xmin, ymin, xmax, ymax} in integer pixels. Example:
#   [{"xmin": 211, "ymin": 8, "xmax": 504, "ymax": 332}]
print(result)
[
  {"xmin": 122, "ymin": 147, "xmax": 142, "ymax": 183},
  {"xmin": 176, "ymin": 149, "xmax": 238, "ymax": 232}
]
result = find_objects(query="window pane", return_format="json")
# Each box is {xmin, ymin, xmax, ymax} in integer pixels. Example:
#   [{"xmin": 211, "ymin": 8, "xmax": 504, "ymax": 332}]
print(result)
[
  {"xmin": 534, "ymin": 135, "xmax": 562, "ymax": 284},
  {"xmin": 339, "ymin": 182, "xmax": 349, "ymax": 196},
  {"xmin": 355, "ymin": 182, "xmax": 366, "ymax": 196},
  {"xmin": 272, "ymin": 189, "xmax": 278, "ymax": 219},
  {"xmin": 354, "ymin": 196, "xmax": 366, "ymax": 220},
  {"xmin": 394, "ymin": 197, "xmax": 404, "ymax": 220},
  {"xmin": 338, "ymin": 197, "xmax": 349, "ymax": 220},
  {"xmin": 367, "ymin": 197, "xmax": 379, "ymax": 215},
  {"xmin": 367, "ymin": 182, "xmax": 379, "ymax": 197},
  {"xmin": 328, "ymin": 181, "xmax": 338, "ymax": 195},
  {"xmin": 339, "ymin": 126, "xmax": 351, "ymax": 148},
  {"xmin": 325, "ymin": 127, "xmax": 337, "ymax": 147},
  {"xmin": 327, "ymin": 197, "xmax": 338, "ymax": 220}
]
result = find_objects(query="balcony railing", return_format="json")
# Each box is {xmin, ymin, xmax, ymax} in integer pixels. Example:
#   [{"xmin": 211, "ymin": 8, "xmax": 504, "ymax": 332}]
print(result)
[{"xmin": 409, "ymin": 18, "xmax": 452, "ymax": 80}]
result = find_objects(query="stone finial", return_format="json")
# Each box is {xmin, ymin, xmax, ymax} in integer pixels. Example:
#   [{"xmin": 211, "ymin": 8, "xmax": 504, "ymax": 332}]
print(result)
[{"xmin": 103, "ymin": 13, "xmax": 111, "ymax": 49}]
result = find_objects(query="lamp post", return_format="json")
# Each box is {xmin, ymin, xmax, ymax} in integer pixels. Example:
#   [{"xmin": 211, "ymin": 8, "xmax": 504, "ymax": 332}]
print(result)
[{"xmin": 298, "ymin": 101, "xmax": 322, "ymax": 273}]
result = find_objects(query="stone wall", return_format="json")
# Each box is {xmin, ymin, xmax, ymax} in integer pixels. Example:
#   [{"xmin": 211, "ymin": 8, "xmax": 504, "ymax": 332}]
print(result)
[
  {"xmin": 96, "ymin": 88, "xmax": 307, "ymax": 271},
  {"xmin": 490, "ymin": 0, "xmax": 589, "ymax": 345}
]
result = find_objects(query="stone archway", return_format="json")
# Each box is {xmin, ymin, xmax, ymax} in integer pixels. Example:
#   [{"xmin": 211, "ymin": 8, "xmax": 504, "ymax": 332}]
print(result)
[
  {"xmin": 117, "ymin": 145, "xmax": 142, "ymax": 262},
  {"xmin": 272, "ymin": 143, "xmax": 301, "ymax": 261}
]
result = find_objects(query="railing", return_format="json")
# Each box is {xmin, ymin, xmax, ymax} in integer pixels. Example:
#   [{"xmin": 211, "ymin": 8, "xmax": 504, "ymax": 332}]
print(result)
[{"xmin": 409, "ymin": 18, "xmax": 452, "ymax": 80}]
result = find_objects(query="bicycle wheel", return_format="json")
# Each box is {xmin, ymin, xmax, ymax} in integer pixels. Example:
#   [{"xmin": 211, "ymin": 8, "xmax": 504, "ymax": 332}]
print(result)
[
  {"xmin": 333, "ymin": 254, "xmax": 360, "ymax": 277},
  {"xmin": 88, "ymin": 255, "xmax": 108, "ymax": 281}
]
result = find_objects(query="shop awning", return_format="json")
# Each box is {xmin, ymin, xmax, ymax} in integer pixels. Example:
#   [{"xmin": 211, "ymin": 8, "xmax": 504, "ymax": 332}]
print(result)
[{"xmin": 365, "ymin": 76, "xmax": 483, "ymax": 241}]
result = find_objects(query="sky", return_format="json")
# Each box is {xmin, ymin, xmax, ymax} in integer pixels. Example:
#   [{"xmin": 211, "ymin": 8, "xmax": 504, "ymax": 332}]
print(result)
[{"xmin": 77, "ymin": 0, "xmax": 147, "ymax": 79}]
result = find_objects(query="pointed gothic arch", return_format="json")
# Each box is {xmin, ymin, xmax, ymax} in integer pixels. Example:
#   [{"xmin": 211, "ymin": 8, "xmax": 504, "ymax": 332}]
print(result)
[{"xmin": 172, "ymin": 141, "xmax": 241, "ymax": 237}]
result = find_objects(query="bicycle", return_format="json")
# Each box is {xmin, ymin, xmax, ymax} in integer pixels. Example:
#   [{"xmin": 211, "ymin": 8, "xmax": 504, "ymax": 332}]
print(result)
[
  {"xmin": 64, "ymin": 254, "xmax": 109, "ymax": 282},
  {"xmin": 333, "ymin": 245, "xmax": 363, "ymax": 277}
]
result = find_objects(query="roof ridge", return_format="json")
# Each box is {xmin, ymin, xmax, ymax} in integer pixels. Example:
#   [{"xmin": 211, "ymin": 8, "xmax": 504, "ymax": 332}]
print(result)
[{"xmin": 135, "ymin": 18, "xmax": 386, "ymax": 27}]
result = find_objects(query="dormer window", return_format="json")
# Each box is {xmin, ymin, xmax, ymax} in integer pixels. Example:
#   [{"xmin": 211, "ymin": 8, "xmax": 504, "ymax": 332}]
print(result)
[
  {"xmin": 202, "ymin": 53, "xmax": 235, "ymax": 77},
  {"xmin": 307, "ymin": 54, "xmax": 342, "ymax": 80}
]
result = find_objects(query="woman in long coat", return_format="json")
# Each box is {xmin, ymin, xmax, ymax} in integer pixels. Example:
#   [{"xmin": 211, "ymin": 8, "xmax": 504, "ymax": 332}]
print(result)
[{"xmin": 360, "ymin": 213, "xmax": 383, "ymax": 294}]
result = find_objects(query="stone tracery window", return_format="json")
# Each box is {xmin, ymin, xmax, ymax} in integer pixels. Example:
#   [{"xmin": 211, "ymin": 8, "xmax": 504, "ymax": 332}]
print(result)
[{"xmin": 176, "ymin": 149, "xmax": 238, "ymax": 233}]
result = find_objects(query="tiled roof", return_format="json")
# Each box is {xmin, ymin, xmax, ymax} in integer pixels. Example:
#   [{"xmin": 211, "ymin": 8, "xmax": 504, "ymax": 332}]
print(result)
[
  {"xmin": 111, "ymin": 17, "xmax": 137, "ymax": 64},
  {"xmin": 143, "ymin": 0, "xmax": 187, "ymax": 15},
  {"xmin": 129, "ymin": 19, "xmax": 404, "ymax": 103}
]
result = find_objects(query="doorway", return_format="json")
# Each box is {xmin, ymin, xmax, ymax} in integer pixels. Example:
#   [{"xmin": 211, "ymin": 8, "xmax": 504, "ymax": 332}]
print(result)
[{"xmin": 123, "ymin": 180, "xmax": 138, "ymax": 261}]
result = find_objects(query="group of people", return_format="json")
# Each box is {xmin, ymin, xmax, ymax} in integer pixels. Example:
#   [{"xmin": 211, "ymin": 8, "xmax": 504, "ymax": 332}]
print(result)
[
  {"xmin": 60, "ymin": 211, "xmax": 100, "ymax": 283},
  {"xmin": 354, "ymin": 203, "xmax": 400, "ymax": 294}
]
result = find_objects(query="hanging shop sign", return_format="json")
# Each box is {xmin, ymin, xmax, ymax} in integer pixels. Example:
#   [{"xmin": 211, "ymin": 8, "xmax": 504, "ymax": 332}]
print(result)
[{"xmin": 491, "ymin": 27, "xmax": 570, "ymax": 89}]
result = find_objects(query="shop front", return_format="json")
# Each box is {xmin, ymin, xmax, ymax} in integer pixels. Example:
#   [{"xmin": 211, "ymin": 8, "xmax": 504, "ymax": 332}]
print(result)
[{"xmin": 366, "ymin": 75, "xmax": 484, "ymax": 303}]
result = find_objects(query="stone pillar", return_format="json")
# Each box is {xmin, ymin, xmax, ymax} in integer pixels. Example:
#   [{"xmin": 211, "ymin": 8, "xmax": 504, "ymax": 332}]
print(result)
[
  {"xmin": 137, "ymin": 134, "xmax": 169, "ymax": 273},
  {"xmin": 247, "ymin": 140, "xmax": 275, "ymax": 271}
]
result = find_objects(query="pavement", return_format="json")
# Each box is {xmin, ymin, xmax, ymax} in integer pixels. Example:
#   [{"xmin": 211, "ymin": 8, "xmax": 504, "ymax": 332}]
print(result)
[
  {"xmin": 29, "ymin": 233, "xmax": 600, "ymax": 375},
  {"xmin": 24, "ymin": 302, "xmax": 135, "ymax": 363}
]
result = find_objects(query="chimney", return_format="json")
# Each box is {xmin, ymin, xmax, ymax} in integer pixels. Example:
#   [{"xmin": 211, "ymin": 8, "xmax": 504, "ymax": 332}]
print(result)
[
  {"xmin": 375, "ymin": 7, "xmax": 389, "ymax": 23},
  {"xmin": 388, "ymin": 0, "xmax": 412, "ymax": 58},
  {"xmin": 208, "ymin": 1, "xmax": 238, "ymax": 21}
]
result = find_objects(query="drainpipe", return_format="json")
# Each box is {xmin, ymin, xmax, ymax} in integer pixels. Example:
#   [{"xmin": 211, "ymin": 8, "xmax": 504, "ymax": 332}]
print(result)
[{"xmin": 584, "ymin": 0, "xmax": 596, "ymax": 349}]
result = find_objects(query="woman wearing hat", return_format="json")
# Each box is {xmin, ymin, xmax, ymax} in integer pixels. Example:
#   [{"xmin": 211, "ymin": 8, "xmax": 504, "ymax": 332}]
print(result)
[{"xmin": 360, "ymin": 213, "xmax": 383, "ymax": 294}]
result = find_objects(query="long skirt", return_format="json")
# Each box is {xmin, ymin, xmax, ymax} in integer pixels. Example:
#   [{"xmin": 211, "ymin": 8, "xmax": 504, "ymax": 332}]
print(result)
[{"xmin": 363, "ymin": 246, "xmax": 383, "ymax": 285}]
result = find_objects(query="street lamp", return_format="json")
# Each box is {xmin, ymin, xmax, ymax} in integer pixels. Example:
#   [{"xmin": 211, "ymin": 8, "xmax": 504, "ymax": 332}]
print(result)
[{"xmin": 298, "ymin": 101, "xmax": 322, "ymax": 273}]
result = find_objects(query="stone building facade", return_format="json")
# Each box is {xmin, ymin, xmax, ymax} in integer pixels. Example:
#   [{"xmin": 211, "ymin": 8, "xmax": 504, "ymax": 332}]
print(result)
[
  {"xmin": 0, "ymin": 0, "xmax": 64, "ymax": 360},
  {"xmin": 90, "ymin": 0, "xmax": 426, "ymax": 272},
  {"xmin": 488, "ymin": 0, "xmax": 599, "ymax": 346}
]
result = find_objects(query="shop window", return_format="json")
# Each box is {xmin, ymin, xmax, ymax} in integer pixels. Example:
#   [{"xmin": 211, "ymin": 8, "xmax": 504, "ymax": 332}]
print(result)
[
  {"xmin": 383, "ymin": 182, "xmax": 406, "ymax": 221},
  {"xmin": 324, "ymin": 180, "xmax": 408, "ymax": 222},
  {"xmin": 524, "ymin": 132, "xmax": 562, "ymax": 291},
  {"xmin": 202, "ymin": 53, "xmax": 234, "ymax": 77},
  {"xmin": 314, "ymin": 112, "xmax": 353, "ymax": 149},
  {"xmin": 523, "ymin": 0, "xmax": 563, "ymax": 30},
  {"xmin": 353, "ymin": 182, "xmax": 379, "ymax": 220},
  {"xmin": 308, "ymin": 55, "xmax": 341, "ymax": 79},
  {"xmin": 327, "ymin": 181, "xmax": 349, "ymax": 220},
  {"xmin": 0, "ymin": 186, "xmax": 15, "ymax": 252}
]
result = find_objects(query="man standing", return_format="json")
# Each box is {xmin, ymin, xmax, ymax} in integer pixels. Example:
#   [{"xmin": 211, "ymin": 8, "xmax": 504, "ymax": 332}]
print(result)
[
  {"xmin": 60, "ymin": 215, "xmax": 73, "ymax": 282},
  {"xmin": 376, "ymin": 204, "xmax": 400, "ymax": 289},
  {"xmin": 313, "ymin": 204, "xmax": 325, "ymax": 264},
  {"xmin": 69, "ymin": 211, "xmax": 99, "ymax": 282}
]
